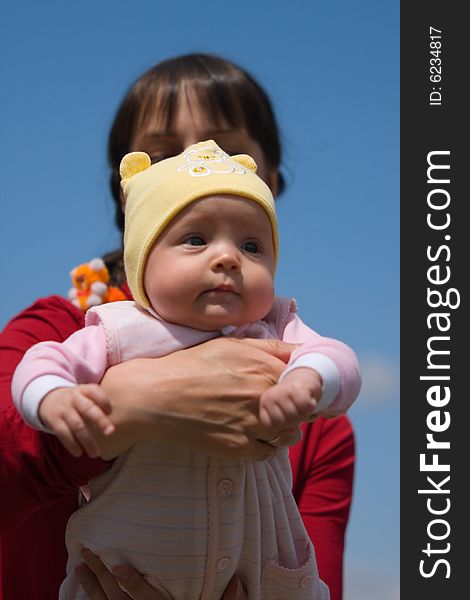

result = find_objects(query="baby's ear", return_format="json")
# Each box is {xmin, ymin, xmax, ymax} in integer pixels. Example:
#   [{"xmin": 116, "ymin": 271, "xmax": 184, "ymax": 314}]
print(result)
[
  {"xmin": 120, "ymin": 152, "xmax": 152, "ymax": 180},
  {"xmin": 232, "ymin": 154, "xmax": 257, "ymax": 173}
]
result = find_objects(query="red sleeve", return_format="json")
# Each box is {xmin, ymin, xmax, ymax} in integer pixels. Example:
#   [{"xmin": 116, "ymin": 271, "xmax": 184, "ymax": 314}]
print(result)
[
  {"xmin": 0, "ymin": 296, "xmax": 109, "ymax": 532},
  {"xmin": 289, "ymin": 415, "xmax": 355, "ymax": 600}
]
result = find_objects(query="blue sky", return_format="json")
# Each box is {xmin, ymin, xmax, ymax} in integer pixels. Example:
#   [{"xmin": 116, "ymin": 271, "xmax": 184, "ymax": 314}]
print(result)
[{"xmin": 0, "ymin": 2, "xmax": 399, "ymax": 598}]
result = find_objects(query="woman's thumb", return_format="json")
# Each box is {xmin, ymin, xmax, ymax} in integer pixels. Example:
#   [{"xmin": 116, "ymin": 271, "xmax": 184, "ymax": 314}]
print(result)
[
  {"xmin": 112, "ymin": 565, "xmax": 167, "ymax": 599},
  {"xmin": 240, "ymin": 337, "xmax": 298, "ymax": 363}
]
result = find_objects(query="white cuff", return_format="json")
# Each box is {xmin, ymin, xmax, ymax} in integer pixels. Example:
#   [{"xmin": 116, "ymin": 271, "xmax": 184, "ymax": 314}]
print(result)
[
  {"xmin": 279, "ymin": 353, "xmax": 341, "ymax": 412},
  {"xmin": 22, "ymin": 376, "xmax": 76, "ymax": 432}
]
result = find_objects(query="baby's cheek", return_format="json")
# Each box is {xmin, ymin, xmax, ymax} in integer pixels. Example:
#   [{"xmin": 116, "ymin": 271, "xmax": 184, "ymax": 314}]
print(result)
[
  {"xmin": 250, "ymin": 275, "xmax": 275, "ymax": 320},
  {"xmin": 146, "ymin": 281, "xmax": 177, "ymax": 317}
]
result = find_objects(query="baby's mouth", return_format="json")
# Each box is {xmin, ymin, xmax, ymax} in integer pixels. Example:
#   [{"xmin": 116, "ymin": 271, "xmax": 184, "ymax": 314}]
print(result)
[{"xmin": 203, "ymin": 284, "xmax": 238, "ymax": 295}]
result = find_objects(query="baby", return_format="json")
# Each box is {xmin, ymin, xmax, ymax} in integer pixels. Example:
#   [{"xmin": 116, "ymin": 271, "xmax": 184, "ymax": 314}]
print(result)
[{"xmin": 13, "ymin": 141, "xmax": 360, "ymax": 600}]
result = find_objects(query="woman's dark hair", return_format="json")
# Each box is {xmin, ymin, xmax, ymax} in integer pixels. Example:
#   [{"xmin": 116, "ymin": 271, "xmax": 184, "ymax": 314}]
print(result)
[{"xmin": 104, "ymin": 53, "xmax": 284, "ymax": 283}]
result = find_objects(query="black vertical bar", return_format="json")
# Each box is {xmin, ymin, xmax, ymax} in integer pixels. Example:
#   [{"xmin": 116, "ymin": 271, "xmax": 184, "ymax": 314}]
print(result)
[{"xmin": 401, "ymin": 2, "xmax": 467, "ymax": 597}]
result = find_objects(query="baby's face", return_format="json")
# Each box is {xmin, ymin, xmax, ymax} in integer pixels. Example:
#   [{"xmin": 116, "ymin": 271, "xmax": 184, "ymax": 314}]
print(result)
[{"xmin": 144, "ymin": 195, "xmax": 276, "ymax": 331}]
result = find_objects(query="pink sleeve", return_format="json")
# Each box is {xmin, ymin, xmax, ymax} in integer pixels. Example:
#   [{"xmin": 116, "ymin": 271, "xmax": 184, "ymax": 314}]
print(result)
[
  {"xmin": 282, "ymin": 314, "xmax": 361, "ymax": 416},
  {"xmin": 12, "ymin": 324, "xmax": 109, "ymax": 418}
]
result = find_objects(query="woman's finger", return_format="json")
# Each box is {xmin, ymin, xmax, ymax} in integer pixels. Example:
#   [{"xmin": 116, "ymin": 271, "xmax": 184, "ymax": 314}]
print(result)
[
  {"xmin": 76, "ymin": 564, "xmax": 110, "ymax": 600},
  {"xmin": 112, "ymin": 565, "xmax": 168, "ymax": 599},
  {"xmin": 268, "ymin": 426, "xmax": 303, "ymax": 447},
  {"xmin": 238, "ymin": 337, "xmax": 298, "ymax": 364},
  {"xmin": 81, "ymin": 549, "xmax": 128, "ymax": 599}
]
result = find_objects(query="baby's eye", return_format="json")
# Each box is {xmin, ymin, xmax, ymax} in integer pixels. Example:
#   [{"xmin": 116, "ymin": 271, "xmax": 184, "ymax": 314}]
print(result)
[
  {"xmin": 184, "ymin": 235, "xmax": 206, "ymax": 246},
  {"xmin": 241, "ymin": 241, "xmax": 260, "ymax": 254}
]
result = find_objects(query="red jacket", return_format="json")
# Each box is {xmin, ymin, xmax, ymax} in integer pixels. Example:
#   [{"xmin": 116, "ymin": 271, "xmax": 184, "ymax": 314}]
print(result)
[{"xmin": 0, "ymin": 296, "xmax": 354, "ymax": 600}]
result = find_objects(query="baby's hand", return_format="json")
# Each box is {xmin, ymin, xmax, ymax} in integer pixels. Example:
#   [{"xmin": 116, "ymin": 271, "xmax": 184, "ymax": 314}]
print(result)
[
  {"xmin": 38, "ymin": 384, "xmax": 115, "ymax": 458},
  {"xmin": 259, "ymin": 368, "xmax": 323, "ymax": 430}
]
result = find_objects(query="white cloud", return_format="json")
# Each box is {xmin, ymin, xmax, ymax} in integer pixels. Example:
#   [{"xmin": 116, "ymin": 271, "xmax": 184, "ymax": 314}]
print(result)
[{"xmin": 354, "ymin": 353, "xmax": 399, "ymax": 409}]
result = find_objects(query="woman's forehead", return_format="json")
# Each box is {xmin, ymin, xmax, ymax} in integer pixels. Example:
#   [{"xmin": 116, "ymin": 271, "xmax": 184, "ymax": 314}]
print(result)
[
  {"xmin": 131, "ymin": 82, "xmax": 272, "ymax": 185},
  {"xmin": 139, "ymin": 81, "xmax": 242, "ymax": 135}
]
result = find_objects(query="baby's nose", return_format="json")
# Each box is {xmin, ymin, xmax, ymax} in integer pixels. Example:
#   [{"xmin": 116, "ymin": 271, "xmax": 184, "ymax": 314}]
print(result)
[{"xmin": 212, "ymin": 251, "xmax": 241, "ymax": 271}]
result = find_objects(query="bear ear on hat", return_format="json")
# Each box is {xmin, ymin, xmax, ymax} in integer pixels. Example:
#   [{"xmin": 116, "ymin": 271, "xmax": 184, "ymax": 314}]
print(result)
[
  {"xmin": 120, "ymin": 152, "xmax": 152, "ymax": 180},
  {"xmin": 231, "ymin": 154, "xmax": 257, "ymax": 174}
]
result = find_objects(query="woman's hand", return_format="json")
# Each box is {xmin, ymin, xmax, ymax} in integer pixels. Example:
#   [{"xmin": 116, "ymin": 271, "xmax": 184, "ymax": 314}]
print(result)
[
  {"xmin": 76, "ymin": 550, "xmax": 158, "ymax": 600},
  {"xmin": 77, "ymin": 549, "xmax": 247, "ymax": 599},
  {"xmin": 96, "ymin": 337, "xmax": 299, "ymax": 460}
]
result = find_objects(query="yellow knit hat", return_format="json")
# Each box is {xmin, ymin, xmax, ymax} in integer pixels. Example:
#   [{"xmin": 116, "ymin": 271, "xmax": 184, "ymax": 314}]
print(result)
[{"xmin": 121, "ymin": 140, "xmax": 279, "ymax": 308}]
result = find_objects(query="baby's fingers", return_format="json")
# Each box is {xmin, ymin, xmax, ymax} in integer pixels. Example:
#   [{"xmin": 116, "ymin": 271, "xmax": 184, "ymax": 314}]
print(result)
[
  {"xmin": 78, "ymin": 384, "xmax": 112, "ymax": 414},
  {"xmin": 64, "ymin": 410, "xmax": 101, "ymax": 458},
  {"xmin": 259, "ymin": 405, "xmax": 274, "ymax": 428},
  {"xmin": 74, "ymin": 387, "xmax": 115, "ymax": 436},
  {"xmin": 54, "ymin": 420, "xmax": 84, "ymax": 457},
  {"xmin": 261, "ymin": 402, "xmax": 288, "ymax": 429}
]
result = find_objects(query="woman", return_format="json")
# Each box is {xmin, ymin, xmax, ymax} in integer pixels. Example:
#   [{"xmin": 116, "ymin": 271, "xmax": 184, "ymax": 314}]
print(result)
[{"xmin": 0, "ymin": 54, "xmax": 355, "ymax": 600}]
